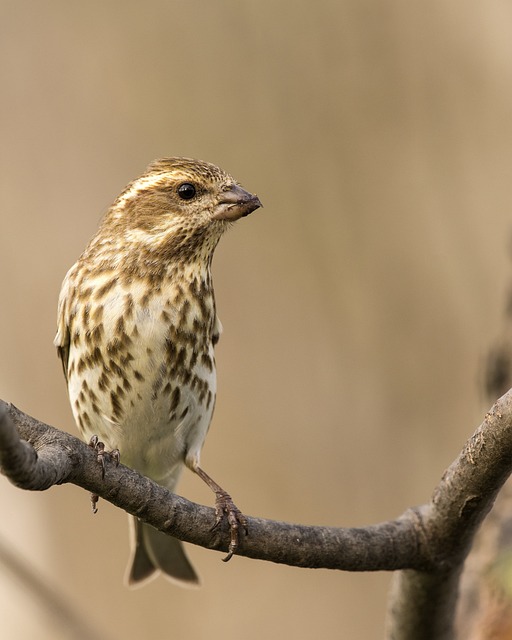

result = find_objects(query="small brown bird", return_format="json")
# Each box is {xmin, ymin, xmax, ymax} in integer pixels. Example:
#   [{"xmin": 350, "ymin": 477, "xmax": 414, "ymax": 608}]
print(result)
[{"xmin": 55, "ymin": 157, "xmax": 261, "ymax": 587}]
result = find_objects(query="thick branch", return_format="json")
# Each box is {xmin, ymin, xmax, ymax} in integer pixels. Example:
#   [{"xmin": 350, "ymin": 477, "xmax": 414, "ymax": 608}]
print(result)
[{"xmin": 386, "ymin": 392, "xmax": 512, "ymax": 639}]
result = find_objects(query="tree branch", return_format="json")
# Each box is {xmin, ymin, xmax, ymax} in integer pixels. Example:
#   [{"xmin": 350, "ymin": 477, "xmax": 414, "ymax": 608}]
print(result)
[
  {"xmin": 2, "ymin": 392, "xmax": 512, "ymax": 639},
  {"xmin": 0, "ymin": 399, "xmax": 421, "ymax": 570},
  {"xmin": 386, "ymin": 392, "xmax": 512, "ymax": 640}
]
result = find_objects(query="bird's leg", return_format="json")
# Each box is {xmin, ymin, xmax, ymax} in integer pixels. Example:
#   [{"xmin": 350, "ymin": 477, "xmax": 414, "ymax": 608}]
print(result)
[
  {"xmin": 193, "ymin": 465, "xmax": 248, "ymax": 562},
  {"xmin": 87, "ymin": 436, "xmax": 120, "ymax": 512}
]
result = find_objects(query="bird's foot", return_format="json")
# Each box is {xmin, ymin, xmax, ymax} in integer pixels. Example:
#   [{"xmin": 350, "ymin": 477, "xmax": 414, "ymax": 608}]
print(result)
[
  {"xmin": 192, "ymin": 465, "xmax": 248, "ymax": 561},
  {"xmin": 88, "ymin": 435, "xmax": 120, "ymax": 478},
  {"xmin": 87, "ymin": 436, "xmax": 120, "ymax": 513},
  {"xmin": 211, "ymin": 490, "xmax": 249, "ymax": 562}
]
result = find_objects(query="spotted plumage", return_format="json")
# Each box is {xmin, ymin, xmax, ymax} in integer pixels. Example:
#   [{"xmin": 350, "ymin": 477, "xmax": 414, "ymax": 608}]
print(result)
[{"xmin": 55, "ymin": 157, "xmax": 261, "ymax": 586}]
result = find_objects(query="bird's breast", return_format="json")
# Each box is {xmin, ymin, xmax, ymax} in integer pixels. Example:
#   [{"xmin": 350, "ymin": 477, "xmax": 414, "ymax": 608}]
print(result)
[{"xmin": 66, "ymin": 277, "xmax": 217, "ymax": 482}]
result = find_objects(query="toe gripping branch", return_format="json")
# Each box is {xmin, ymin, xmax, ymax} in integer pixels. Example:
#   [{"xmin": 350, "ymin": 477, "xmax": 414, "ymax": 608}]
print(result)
[
  {"xmin": 193, "ymin": 465, "xmax": 248, "ymax": 561},
  {"xmin": 88, "ymin": 435, "xmax": 120, "ymax": 513},
  {"xmin": 212, "ymin": 489, "xmax": 249, "ymax": 562}
]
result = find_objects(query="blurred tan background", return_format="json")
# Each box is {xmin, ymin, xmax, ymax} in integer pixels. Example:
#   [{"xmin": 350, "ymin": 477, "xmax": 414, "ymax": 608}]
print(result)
[{"xmin": 1, "ymin": 1, "xmax": 512, "ymax": 638}]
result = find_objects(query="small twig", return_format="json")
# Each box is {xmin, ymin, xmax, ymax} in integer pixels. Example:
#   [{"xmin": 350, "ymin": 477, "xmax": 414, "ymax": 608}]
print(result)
[{"xmin": 0, "ymin": 533, "xmax": 111, "ymax": 640}]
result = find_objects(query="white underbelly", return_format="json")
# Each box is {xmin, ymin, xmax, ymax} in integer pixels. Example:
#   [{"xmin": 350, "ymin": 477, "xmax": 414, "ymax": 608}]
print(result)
[
  {"xmin": 66, "ymin": 287, "xmax": 217, "ymax": 490},
  {"xmin": 69, "ymin": 358, "xmax": 216, "ymax": 488}
]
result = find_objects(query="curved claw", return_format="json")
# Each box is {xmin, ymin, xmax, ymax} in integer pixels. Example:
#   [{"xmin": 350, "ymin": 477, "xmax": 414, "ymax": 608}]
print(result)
[
  {"xmin": 90, "ymin": 492, "xmax": 99, "ymax": 514},
  {"xmin": 212, "ymin": 490, "xmax": 248, "ymax": 561}
]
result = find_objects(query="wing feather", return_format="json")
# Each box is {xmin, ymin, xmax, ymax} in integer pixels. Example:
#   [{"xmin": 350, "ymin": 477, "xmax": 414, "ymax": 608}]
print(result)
[{"xmin": 54, "ymin": 270, "xmax": 73, "ymax": 383}]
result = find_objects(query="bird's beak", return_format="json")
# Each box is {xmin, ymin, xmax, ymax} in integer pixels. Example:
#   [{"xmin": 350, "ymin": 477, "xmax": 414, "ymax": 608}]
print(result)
[{"xmin": 212, "ymin": 184, "xmax": 262, "ymax": 221}]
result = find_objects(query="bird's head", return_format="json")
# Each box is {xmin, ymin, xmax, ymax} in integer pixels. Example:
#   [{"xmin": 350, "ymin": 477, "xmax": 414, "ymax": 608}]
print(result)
[{"xmin": 98, "ymin": 157, "xmax": 262, "ymax": 265}]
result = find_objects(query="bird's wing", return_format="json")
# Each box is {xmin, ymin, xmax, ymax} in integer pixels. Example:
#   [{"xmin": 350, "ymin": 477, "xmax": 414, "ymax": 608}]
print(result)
[
  {"xmin": 54, "ymin": 270, "xmax": 72, "ymax": 383},
  {"xmin": 212, "ymin": 314, "xmax": 223, "ymax": 346}
]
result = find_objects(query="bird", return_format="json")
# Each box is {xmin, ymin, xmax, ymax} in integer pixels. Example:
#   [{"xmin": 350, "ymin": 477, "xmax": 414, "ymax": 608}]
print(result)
[{"xmin": 54, "ymin": 157, "xmax": 262, "ymax": 587}]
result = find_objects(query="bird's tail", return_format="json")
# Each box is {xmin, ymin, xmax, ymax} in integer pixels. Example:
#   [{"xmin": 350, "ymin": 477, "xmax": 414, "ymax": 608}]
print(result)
[{"xmin": 125, "ymin": 516, "xmax": 200, "ymax": 588}]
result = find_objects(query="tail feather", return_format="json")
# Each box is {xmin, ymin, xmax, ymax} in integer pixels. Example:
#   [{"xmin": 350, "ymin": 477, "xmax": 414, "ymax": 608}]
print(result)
[{"xmin": 126, "ymin": 516, "xmax": 200, "ymax": 588}]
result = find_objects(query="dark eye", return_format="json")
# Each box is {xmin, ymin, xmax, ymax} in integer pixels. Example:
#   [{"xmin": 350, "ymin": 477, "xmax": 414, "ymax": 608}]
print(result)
[{"xmin": 177, "ymin": 182, "xmax": 196, "ymax": 200}]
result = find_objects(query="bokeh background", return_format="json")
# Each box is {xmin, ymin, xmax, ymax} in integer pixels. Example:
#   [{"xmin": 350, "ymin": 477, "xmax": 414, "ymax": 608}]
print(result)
[{"xmin": 1, "ymin": 1, "xmax": 512, "ymax": 638}]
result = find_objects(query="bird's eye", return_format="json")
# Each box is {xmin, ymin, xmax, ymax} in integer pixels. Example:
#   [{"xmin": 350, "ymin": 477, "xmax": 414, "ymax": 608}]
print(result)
[{"xmin": 177, "ymin": 182, "xmax": 196, "ymax": 200}]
